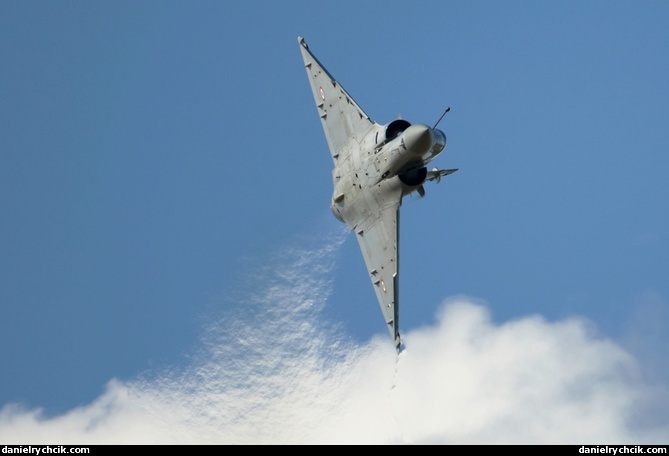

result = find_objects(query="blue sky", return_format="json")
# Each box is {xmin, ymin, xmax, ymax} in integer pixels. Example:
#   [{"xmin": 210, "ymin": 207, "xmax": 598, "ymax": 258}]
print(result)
[{"xmin": 1, "ymin": 1, "xmax": 668, "ymax": 444}]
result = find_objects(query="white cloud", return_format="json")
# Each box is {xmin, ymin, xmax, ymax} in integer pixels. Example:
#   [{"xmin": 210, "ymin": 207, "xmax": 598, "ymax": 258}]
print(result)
[{"xmin": 1, "ymin": 234, "xmax": 667, "ymax": 444}]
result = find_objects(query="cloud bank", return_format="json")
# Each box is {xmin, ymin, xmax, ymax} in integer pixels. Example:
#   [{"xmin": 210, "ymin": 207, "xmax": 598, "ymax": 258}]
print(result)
[{"xmin": 1, "ymin": 232, "xmax": 667, "ymax": 444}]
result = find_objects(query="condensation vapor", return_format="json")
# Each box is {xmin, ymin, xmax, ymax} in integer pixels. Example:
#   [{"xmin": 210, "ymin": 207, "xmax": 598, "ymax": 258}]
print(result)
[{"xmin": 132, "ymin": 225, "xmax": 369, "ymax": 444}]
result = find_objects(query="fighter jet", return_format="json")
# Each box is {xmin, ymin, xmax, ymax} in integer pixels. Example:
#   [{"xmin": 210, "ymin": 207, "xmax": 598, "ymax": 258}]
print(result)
[{"xmin": 298, "ymin": 37, "xmax": 457, "ymax": 353}]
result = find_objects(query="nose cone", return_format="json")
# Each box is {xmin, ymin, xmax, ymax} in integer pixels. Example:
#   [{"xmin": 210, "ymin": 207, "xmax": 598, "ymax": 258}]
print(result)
[{"xmin": 402, "ymin": 124, "xmax": 433, "ymax": 154}]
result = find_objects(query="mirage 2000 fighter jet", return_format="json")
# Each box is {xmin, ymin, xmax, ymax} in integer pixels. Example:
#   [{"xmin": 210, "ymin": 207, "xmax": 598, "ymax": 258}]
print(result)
[{"xmin": 298, "ymin": 37, "xmax": 458, "ymax": 352}]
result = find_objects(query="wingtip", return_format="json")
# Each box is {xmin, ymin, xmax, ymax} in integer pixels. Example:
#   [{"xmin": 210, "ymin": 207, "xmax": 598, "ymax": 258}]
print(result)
[
  {"xmin": 298, "ymin": 36, "xmax": 307, "ymax": 48},
  {"xmin": 395, "ymin": 335, "xmax": 405, "ymax": 354}
]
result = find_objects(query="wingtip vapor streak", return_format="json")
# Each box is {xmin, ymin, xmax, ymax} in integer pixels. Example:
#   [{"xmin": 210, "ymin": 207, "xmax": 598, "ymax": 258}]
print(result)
[{"xmin": 298, "ymin": 37, "xmax": 457, "ymax": 353}]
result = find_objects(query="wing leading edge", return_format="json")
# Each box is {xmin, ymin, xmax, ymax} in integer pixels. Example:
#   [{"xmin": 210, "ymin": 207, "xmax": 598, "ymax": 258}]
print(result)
[{"xmin": 298, "ymin": 37, "xmax": 374, "ymax": 164}]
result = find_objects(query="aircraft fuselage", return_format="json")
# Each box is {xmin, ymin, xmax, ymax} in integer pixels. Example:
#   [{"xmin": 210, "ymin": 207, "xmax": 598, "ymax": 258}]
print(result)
[{"xmin": 330, "ymin": 121, "xmax": 447, "ymax": 228}]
